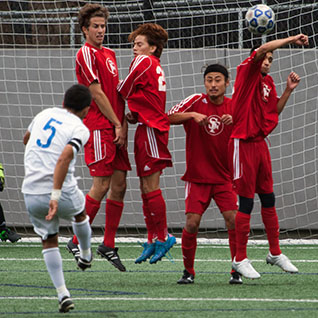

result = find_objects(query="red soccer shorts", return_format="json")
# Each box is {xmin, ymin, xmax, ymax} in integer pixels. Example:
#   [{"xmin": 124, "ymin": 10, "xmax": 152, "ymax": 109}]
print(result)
[
  {"xmin": 134, "ymin": 124, "xmax": 172, "ymax": 177},
  {"xmin": 185, "ymin": 181, "xmax": 238, "ymax": 215},
  {"xmin": 84, "ymin": 129, "xmax": 131, "ymax": 177},
  {"xmin": 228, "ymin": 138, "xmax": 274, "ymax": 198}
]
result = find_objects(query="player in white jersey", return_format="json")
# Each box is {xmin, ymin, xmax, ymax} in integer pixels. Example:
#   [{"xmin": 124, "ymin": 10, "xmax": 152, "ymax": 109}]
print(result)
[{"xmin": 22, "ymin": 84, "xmax": 93, "ymax": 313}]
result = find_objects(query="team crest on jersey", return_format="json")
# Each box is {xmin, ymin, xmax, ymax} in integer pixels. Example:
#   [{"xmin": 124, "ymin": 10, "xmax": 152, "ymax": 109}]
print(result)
[
  {"xmin": 262, "ymin": 83, "xmax": 271, "ymax": 102},
  {"xmin": 106, "ymin": 58, "xmax": 117, "ymax": 76},
  {"xmin": 204, "ymin": 115, "xmax": 224, "ymax": 136}
]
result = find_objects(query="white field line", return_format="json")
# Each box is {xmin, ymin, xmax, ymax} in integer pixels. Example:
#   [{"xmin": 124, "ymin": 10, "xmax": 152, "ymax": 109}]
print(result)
[
  {"xmin": 5, "ymin": 237, "xmax": 318, "ymax": 245},
  {"xmin": 0, "ymin": 296, "xmax": 318, "ymax": 303},
  {"xmin": 0, "ymin": 257, "xmax": 317, "ymax": 263}
]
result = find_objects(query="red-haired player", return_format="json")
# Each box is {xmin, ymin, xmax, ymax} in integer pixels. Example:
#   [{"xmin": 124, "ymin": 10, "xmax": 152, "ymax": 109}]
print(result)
[{"xmin": 118, "ymin": 23, "xmax": 176, "ymax": 264}]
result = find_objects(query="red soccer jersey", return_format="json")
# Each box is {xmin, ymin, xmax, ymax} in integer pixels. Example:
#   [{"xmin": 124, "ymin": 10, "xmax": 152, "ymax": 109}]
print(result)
[
  {"xmin": 231, "ymin": 50, "xmax": 279, "ymax": 140},
  {"xmin": 76, "ymin": 43, "xmax": 122, "ymax": 130},
  {"xmin": 168, "ymin": 94, "xmax": 233, "ymax": 184},
  {"xmin": 117, "ymin": 55, "xmax": 169, "ymax": 132}
]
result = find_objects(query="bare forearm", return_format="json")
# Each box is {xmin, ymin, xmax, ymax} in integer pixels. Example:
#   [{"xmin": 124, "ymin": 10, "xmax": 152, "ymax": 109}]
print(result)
[
  {"xmin": 277, "ymin": 88, "xmax": 293, "ymax": 115},
  {"xmin": 53, "ymin": 146, "xmax": 73, "ymax": 189},
  {"xmin": 168, "ymin": 112, "xmax": 195, "ymax": 125},
  {"xmin": 93, "ymin": 91, "xmax": 121, "ymax": 127}
]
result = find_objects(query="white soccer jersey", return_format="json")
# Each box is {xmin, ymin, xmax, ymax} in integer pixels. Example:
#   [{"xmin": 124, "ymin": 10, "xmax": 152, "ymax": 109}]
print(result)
[{"xmin": 22, "ymin": 107, "xmax": 90, "ymax": 194}]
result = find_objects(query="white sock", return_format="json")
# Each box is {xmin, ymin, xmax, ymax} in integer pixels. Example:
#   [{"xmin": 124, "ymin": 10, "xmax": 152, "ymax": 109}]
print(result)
[
  {"xmin": 72, "ymin": 216, "xmax": 92, "ymax": 261},
  {"xmin": 42, "ymin": 247, "xmax": 70, "ymax": 301}
]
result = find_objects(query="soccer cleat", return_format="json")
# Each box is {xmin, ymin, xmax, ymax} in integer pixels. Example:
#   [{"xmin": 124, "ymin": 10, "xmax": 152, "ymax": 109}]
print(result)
[
  {"xmin": 58, "ymin": 296, "xmax": 74, "ymax": 313},
  {"xmin": 97, "ymin": 244, "xmax": 126, "ymax": 272},
  {"xmin": 177, "ymin": 269, "xmax": 194, "ymax": 284},
  {"xmin": 0, "ymin": 228, "xmax": 21, "ymax": 243},
  {"xmin": 232, "ymin": 257, "xmax": 261, "ymax": 279},
  {"xmin": 149, "ymin": 234, "xmax": 176, "ymax": 264},
  {"xmin": 135, "ymin": 242, "xmax": 156, "ymax": 264},
  {"xmin": 266, "ymin": 252, "xmax": 298, "ymax": 273},
  {"xmin": 77, "ymin": 255, "xmax": 93, "ymax": 271},
  {"xmin": 66, "ymin": 238, "xmax": 80, "ymax": 262},
  {"xmin": 229, "ymin": 271, "xmax": 243, "ymax": 285}
]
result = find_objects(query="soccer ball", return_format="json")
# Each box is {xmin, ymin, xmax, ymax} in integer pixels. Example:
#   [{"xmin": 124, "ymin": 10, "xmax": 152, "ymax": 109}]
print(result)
[{"xmin": 245, "ymin": 4, "xmax": 275, "ymax": 35}]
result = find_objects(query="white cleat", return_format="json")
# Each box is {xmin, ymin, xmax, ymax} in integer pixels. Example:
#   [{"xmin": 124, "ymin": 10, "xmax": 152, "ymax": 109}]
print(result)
[
  {"xmin": 266, "ymin": 253, "xmax": 298, "ymax": 273},
  {"xmin": 232, "ymin": 257, "xmax": 261, "ymax": 279}
]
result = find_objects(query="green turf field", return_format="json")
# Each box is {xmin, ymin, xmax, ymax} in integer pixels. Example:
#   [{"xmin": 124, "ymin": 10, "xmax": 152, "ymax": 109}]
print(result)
[{"xmin": 1, "ymin": 240, "xmax": 317, "ymax": 317}]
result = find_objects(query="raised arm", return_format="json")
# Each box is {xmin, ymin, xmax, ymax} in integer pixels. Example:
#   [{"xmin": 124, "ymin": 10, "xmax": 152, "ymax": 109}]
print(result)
[
  {"xmin": 254, "ymin": 34, "xmax": 309, "ymax": 62},
  {"xmin": 277, "ymin": 72, "xmax": 301, "ymax": 115}
]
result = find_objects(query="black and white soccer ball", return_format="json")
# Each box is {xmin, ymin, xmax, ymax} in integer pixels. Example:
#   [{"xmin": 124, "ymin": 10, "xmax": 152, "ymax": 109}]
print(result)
[{"xmin": 245, "ymin": 4, "xmax": 275, "ymax": 35}]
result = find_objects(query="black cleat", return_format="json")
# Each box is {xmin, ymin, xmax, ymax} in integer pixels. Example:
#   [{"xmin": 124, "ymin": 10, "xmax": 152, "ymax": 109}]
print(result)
[
  {"xmin": 97, "ymin": 244, "xmax": 126, "ymax": 272},
  {"xmin": 58, "ymin": 296, "xmax": 74, "ymax": 313},
  {"xmin": 0, "ymin": 228, "xmax": 21, "ymax": 243},
  {"xmin": 77, "ymin": 255, "xmax": 93, "ymax": 271},
  {"xmin": 177, "ymin": 269, "xmax": 194, "ymax": 284},
  {"xmin": 229, "ymin": 271, "xmax": 243, "ymax": 285},
  {"xmin": 66, "ymin": 238, "xmax": 80, "ymax": 263}
]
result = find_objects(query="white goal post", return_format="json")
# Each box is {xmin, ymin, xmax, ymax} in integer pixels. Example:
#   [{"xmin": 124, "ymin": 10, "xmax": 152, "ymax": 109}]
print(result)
[{"xmin": 0, "ymin": 0, "xmax": 317, "ymax": 240}]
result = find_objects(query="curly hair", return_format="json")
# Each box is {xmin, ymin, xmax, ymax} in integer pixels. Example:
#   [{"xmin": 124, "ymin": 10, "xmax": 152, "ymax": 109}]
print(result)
[
  {"xmin": 128, "ymin": 23, "xmax": 168, "ymax": 58},
  {"xmin": 78, "ymin": 3, "xmax": 109, "ymax": 38}
]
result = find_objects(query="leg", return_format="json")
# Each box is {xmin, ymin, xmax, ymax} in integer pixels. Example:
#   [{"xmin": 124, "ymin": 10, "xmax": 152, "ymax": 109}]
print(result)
[
  {"xmin": 259, "ymin": 193, "xmax": 298, "ymax": 273},
  {"xmin": 71, "ymin": 211, "xmax": 92, "ymax": 270},
  {"xmin": 177, "ymin": 213, "xmax": 200, "ymax": 284},
  {"xmin": 42, "ymin": 234, "xmax": 74, "ymax": 313},
  {"xmin": 104, "ymin": 169, "xmax": 127, "ymax": 248},
  {"xmin": 135, "ymin": 193, "xmax": 157, "ymax": 264},
  {"xmin": 232, "ymin": 196, "xmax": 260, "ymax": 279},
  {"xmin": 96, "ymin": 170, "xmax": 127, "ymax": 272},
  {"xmin": 259, "ymin": 193, "xmax": 281, "ymax": 255},
  {"xmin": 140, "ymin": 172, "xmax": 176, "ymax": 264},
  {"xmin": 140, "ymin": 171, "xmax": 166, "ymax": 242},
  {"xmin": 222, "ymin": 210, "xmax": 242, "ymax": 284},
  {"xmin": 71, "ymin": 176, "xmax": 110, "ymax": 246}
]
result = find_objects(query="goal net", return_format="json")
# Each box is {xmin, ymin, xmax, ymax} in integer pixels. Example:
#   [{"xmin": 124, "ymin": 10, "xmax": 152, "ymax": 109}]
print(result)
[{"xmin": 0, "ymin": 0, "xmax": 317, "ymax": 241}]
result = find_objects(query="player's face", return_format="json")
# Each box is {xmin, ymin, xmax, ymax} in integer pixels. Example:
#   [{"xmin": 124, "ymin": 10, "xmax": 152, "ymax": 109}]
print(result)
[
  {"xmin": 133, "ymin": 35, "xmax": 156, "ymax": 57},
  {"xmin": 204, "ymin": 72, "xmax": 229, "ymax": 103},
  {"xmin": 261, "ymin": 52, "xmax": 273, "ymax": 75},
  {"xmin": 83, "ymin": 17, "xmax": 106, "ymax": 49}
]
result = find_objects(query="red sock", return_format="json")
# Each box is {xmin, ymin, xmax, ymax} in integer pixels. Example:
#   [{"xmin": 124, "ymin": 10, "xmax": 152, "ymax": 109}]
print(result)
[
  {"xmin": 228, "ymin": 228, "xmax": 236, "ymax": 261},
  {"xmin": 103, "ymin": 199, "xmax": 123, "ymax": 248},
  {"xmin": 73, "ymin": 194, "xmax": 100, "ymax": 245},
  {"xmin": 261, "ymin": 206, "xmax": 281, "ymax": 255},
  {"xmin": 235, "ymin": 211, "xmax": 250, "ymax": 262},
  {"xmin": 142, "ymin": 193, "xmax": 156, "ymax": 243},
  {"xmin": 144, "ymin": 189, "xmax": 167, "ymax": 242},
  {"xmin": 181, "ymin": 228, "xmax": 197, "ymax": 276}
]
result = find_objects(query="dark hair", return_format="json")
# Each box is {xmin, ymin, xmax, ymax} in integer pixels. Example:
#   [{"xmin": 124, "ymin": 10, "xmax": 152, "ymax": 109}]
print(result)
[
  {"xmin": 64, "ymin": 84, "xmax": 92, "ymax": 111},
  {"xmin": 78, "ymin": 4, "xmax": 109, "ymax": 38},
  {"xmin": 128, "ymin": 23, "xmax": 168, "ymax": 58},
  {"xmin": 203, "ymin": 64, "xmax": 229, "ymax": 81}
]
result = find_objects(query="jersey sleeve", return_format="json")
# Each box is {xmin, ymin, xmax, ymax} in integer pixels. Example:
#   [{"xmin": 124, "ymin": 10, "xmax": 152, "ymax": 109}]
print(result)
[
  {"xmin": 235, "ymin": 50, "xmax": 262, "ymax": 91},
  {"xmin": 76, "ymin": 46, "xmax": 99, "ymax": 86},
  {"xmin": 167, "ymin": 94, "xmax": 202, "ymax": 115},
  {"xmin": 117, "ymin": 55, "xmax": 152, "ymax": 99},
  {"xmin": 67, "ymin": 125, "xmax": 90, "ymax": 156}
]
